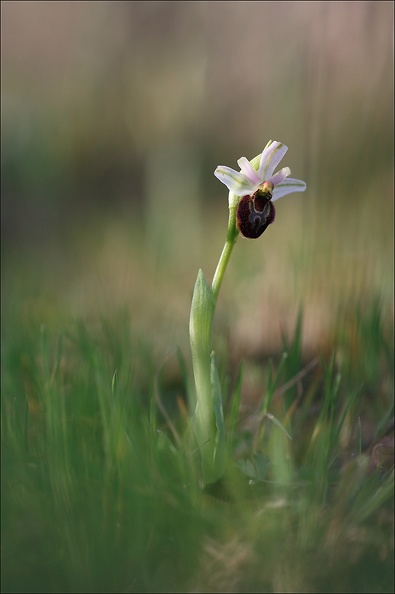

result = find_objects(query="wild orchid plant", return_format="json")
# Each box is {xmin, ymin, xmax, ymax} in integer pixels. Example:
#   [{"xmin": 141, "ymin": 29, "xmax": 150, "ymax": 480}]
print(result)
[{"xmin": 189, "ymin": 140, "xmax": 307, "ymax": 485}]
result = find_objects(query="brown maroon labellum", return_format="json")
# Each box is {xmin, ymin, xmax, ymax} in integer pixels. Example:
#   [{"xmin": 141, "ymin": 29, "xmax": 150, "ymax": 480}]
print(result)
[{"xmin": 236, "ymin": 188, "xmax": 276, "ymax": 239}]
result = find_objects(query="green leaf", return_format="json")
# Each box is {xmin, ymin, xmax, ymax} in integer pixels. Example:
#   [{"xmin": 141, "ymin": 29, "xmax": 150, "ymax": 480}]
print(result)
[
  {"xmin": 189, "ymin": 269, "xmax": 217, "ymax": 483},
  {"xmin": 189, "ymin": 269, "xmax": 214, "ymax": 359}
]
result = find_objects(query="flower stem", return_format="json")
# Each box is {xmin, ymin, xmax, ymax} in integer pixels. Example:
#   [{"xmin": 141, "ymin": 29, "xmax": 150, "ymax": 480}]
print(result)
[{"xmin": 211, "ymin": 205, "xmax": 239, "ymax": 304}]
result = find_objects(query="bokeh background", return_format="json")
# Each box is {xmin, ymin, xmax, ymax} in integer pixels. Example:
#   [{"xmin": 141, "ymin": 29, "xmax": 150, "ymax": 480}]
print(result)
[{"xmin": 2, "ymin": 1, "xmax": 393, "ymax": 362}]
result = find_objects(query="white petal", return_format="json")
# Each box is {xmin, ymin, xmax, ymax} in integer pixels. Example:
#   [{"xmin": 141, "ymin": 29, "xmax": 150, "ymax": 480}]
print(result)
[
  {"xmin": 237, "ymin": 157, "xmax": 261, "ymax": 185},
  {"xmin": 249, "ymin": 140, "xmax": 275, "ymax": 173},
  {"xmin": 258, "ymin": 141, "xmax": 288, "ymax": 180},
  {"xmin": 271, "ymin": 178, "xmax": 307, "ymax": 201},
  {"xmin": 214, "ymin": 165, "xmax": 256, "ymax": 195},
  {"xmin": 269, "ymin": 167, "xmax": 291, "ymax": 187}
]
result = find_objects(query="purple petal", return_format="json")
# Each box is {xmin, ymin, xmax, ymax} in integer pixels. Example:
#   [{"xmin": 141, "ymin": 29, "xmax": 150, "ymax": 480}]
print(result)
[
  {"xmin": 269, "ymin": 167, "xmax": 291, "ymax": 187},
  {"xmin": 237, "ymin": 157, "xmax": 261, "ymax": 185},
  {"xmin": 214, "ymin": 165, "xmax": 256, "ymax": 195}
]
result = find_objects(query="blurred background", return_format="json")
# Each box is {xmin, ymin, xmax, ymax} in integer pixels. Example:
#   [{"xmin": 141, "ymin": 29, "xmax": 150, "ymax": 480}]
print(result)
[{"xmin": 2, "ymin": 1, "xmax": 393, "ymax": 361}]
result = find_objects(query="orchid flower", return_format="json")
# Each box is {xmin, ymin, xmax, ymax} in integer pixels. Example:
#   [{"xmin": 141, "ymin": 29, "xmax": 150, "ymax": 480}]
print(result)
[
  {"xmin": 214, "ymin": 141, "xmax": 306, "ymax": 239},
  {"xmin": 214, "ymin": 139, "xmax": 307, "ymax": 204}
]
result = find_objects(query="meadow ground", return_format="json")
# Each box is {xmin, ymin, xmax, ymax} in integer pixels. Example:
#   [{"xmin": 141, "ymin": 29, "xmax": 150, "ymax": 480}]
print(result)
[{"xmin": 2, "ymin": 206, "xmax": 393, "ymax": 593}]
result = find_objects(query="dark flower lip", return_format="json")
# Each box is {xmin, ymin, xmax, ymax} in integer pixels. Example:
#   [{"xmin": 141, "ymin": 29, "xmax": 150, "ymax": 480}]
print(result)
[{"xmin": 236, "ymin": 190, "xmax": 276, "ymax": 239}]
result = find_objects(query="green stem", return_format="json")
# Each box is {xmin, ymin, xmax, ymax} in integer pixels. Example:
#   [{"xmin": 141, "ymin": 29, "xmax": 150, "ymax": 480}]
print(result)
[{"xmin": 211, "ymin": 205, "xmax": 239, "ymax": 304}]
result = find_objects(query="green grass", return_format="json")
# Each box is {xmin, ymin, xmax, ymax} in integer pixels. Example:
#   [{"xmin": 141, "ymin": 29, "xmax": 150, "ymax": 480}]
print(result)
[{"xmin": 2, "ymin": 296, "xmax": 393, "ymax": 593}]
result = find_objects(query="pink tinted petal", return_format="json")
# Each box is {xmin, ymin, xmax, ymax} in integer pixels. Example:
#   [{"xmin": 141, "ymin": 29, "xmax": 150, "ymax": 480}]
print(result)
[
  {"xmin": 269, "ymin": 167, "xmax": 291, "ymax": 187},
  {"xmin": 271, "ymin": 178, "xmax": 307, "ymax": 201},
  {"xmin": 237, "ymin": 157, "xmax": 261, "ymax": 185},
  {"xmin": 214, "ymin": 165, "xmax": 256, "ymax": 195},
  {"xmin": 259, "ymin": 141, "xmax": 288, "ymax": 180},
  {"xmin": 250, "ymin": 140, "xmax": 279, "ymax": 174}
]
